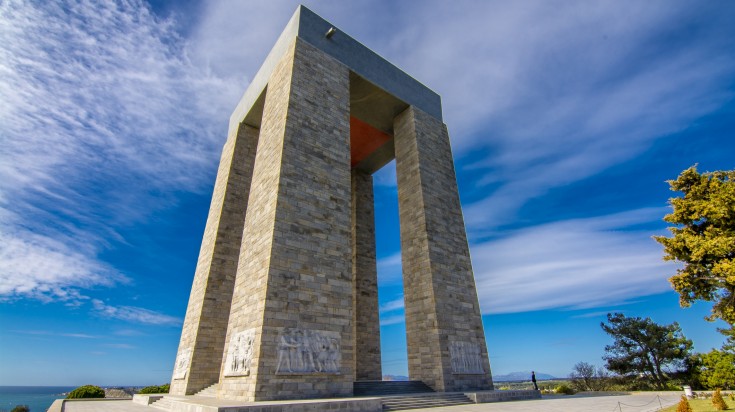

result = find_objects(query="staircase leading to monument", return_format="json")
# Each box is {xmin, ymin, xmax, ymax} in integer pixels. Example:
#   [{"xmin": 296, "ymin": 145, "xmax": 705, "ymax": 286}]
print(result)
[
  {"xmin": 150, "ymin": 397, "xmax": 173, "ymax": 411},
  {"xmin": 194, "ymin": 383, "xmax": 219, "ymax": 398},
  {"xmin": 354, "ymin": 381, "xmax": 474, "ymax": 410},
  {"xmin": 380, "ymin": 393, "xmax": 474, "ymax": 411},
  {"xmin": 148, "ymin": 384, "xmax": 218, "ymax": 411},
  {"xmin": 354, "ymin": 380, "xmax": 434, "ymax": 396}
]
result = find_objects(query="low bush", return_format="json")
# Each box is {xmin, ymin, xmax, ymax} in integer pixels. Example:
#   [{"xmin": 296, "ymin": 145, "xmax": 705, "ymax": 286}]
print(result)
[
  {"xmin": 66, "ymin": 385, "xmax": 105, "ymax": 399},
  {"xmin": 555, "ymin": 384, "xmax": 575, "ymax": 395},
  {"xmin": 712, "ymin": 389, "xmax": 729, "ymax": 410},
  {"xmin": 675, "ymin": 396, "xmax": 693, "ymax": 412},
  {"xmin": 11, "ymin": 405, "xmax": 30, "ymax": 412},
  {"xmin": 138, "ymin": 384, "xmax": 170, "ymax": 394}
]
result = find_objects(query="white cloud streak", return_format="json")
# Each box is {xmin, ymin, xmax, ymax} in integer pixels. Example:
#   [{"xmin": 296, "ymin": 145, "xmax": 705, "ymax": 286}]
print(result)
[
  {"xmin": 92, "ymin": 299, "xmax": 181, "ymax": 326},
  {"xmin": 104, "ymin": 343, "xmax": 136, "ymax": 349},
  {"xmin": 0, "ymin": 228, "xmax": 125, "ymax": 303},
  {"xmin": 472, "ymin": 208, "xmax": 677, "ymax": 314},
  {"xmin": 402, "ymin": 1, "xmax": 735, "ymax": 227},
  {"xmin": 380, "ymin": 298, "xmax": 404, "ymax": 314},
  {"xmin": 377, "ymin": 252, "xmax": 402, "ymax": 286},
  {"xmin": 380, "ymin": 315, "xmax": 405, "ymax": 327},
  {"xmin": 0, "ymin": 0, "xmax": 238, "ymax": 306},
  {"xmin": 12, "ymin": 330, "xmax": 99, "ymax": 338}
]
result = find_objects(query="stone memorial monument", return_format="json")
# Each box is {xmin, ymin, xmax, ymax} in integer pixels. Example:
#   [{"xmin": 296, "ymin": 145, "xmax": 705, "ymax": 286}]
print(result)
[{"xmin": 169, "ymin": 5, "xmax": 493, "ymax": 402}]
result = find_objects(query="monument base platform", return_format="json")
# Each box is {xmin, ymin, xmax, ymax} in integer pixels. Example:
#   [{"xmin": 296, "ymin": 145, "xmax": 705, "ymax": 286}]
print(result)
[{"xmin": 138, "ymin": 390, "xmax": 540, "ymax": 412}]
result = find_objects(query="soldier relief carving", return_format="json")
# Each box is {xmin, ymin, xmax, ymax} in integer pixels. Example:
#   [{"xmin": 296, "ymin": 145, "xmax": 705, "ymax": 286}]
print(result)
[
  {"xmin": 172, "ymin": 347, "xmax": 192, "ymax": 380},
  {"xmin": 276, "ymin": 328, "xmax": 341, "ymax": 374},
  {"xmin": 449, "ymin": 341, "xmax": 485, "ymax": 375},
  {"xmin": 224, "ymin": 329, "xmax": 256, "ymax": 377}
]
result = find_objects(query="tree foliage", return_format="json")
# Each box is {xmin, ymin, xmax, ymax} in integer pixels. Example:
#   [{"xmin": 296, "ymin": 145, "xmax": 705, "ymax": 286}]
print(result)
[
  {"xmin": 654, "ymin": 166, "xmax": 735, "ymax": 326},
  {"xmin": 699, "ymin": 349, "xmax": 735, "ymax": 390},
  {"xmin": 569, "ymin": 361, "xmax": 611, "ymax": 391},
  {"xmin": 720, "ymin": 326, "xmax": 735, "ymax": 353},
  {"xmin": 11, "ymin": 406, "xmax": 30, "ymax": 412},
  {"xmin": 138, "ymin": 384, "xmax": 170, "ymax": 394},
  {"xmin": 66, "ymin": 385, "xmax": 105, "ymax": 399},
  {"xmin": 601, "ymin": 313, "xmax": 693, "ymax": 389}
]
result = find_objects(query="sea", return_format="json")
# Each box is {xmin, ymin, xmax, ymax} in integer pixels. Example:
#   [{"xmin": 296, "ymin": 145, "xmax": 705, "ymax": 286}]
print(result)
[{"xmin": 0, "ymin": 386, "xmax": 75, "ymax": 412}]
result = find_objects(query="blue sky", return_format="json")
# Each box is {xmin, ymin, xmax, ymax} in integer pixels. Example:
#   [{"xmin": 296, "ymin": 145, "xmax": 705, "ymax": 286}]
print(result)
[{"xmin": 1, "ymin": 0, "xmax": 734, "ymax": 386}]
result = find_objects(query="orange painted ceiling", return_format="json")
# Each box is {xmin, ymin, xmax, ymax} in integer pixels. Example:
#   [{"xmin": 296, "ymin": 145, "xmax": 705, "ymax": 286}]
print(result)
[{"xmin": 350, "ymin": 116, "xmax": 391, "ymax": 167}]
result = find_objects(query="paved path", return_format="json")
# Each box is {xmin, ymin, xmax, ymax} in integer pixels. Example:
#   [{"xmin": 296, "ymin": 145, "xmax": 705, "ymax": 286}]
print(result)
[
  {"xmin": 61, "ymin": 393, "xmax": 682, "ymax": 412},
  {"xmin": 410, "ymin": 393, "xmax": 681, "ymax": 411},
  {"xmin": 60, "ymin": 399, "xmax": 153, "ymax": 411}
]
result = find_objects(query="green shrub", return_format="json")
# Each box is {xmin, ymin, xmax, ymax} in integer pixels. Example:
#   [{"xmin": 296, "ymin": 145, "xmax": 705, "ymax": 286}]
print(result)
[
  {"xmin": 712, "ymin": 388, "xmax": 728, "ymax": 410},
  {"xmin": 676, "ymin": 395, "xmax": 693, "ymax": 412},
  {"xmin": 138, "ymin": 384, "xmax": 170, "ymax": 394},
  {"xmin": 11, "ymin": 405, "xmax": 30, "ymax": 412},
  {"xmin": 555, "ymin": 384, "xmax": 575, "ymax": 395},
  {"xmin": 66, "ymin": 385, "xmax": 105, "ymax": 399}
]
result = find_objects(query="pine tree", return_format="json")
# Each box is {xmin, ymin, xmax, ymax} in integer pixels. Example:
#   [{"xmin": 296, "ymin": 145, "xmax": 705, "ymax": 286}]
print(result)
[
  {"xmin": 600, "ymin": 313, "xmax": 692, "ymax": 389},
  {"xmin": 712, "ymin": 388, "xmax": 729, "ymax": 410},
  {"xmin": 676, "ymin": 395, "xmax": 693, "ymax": 412},
  {"xmin": 655, "ymin": 166, "xmax": 735, "ymax": 327}
]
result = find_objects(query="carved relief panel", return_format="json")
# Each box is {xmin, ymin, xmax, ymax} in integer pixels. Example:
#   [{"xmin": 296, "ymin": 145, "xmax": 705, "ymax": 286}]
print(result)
[
  {"xmin": 275, "ymin": 328, "xmax": 341, "ymax": 375},
  {"xmin": 224, "ymin": 329, "xmax": 257, "ymax": 377},
  {"xmin": 172, "ymin": 347, "xmax": 192, "ymax": 380},
  {"xmin": 449, "ymin": 341, "xmax": 485, "ymax": 375}
]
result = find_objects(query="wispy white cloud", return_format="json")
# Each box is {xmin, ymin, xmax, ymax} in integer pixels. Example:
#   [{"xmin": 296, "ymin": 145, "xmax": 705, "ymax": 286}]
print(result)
[
  {"xmin": 12, "ymin": 330, "xmax": 99, "ymax": 338},
  {"xmin": 0, "ymin": 228, "xmax": 126, "ymax": 303},
  {"xmin": 472, "ymin": 208, "xmax": 676, "ymax": 314},
  {"xmin": 380, "ymin": 298, "xmax": 404, "ymax": 314},
  {"xmin": 572, "ymin": 310, "xmax": 626, "ymax": 319},
  {"xmin": 113, "ymin": 329, "xmax": 144, "ymax": 337},
  {"xmin": 392, "ymin": 1, "xmax": 735, "ymax": 227},
  {"xmin": 0, "ymin": 0, "xmax": 238, "ymax": 307},
  {"xmin": 377, "ymin": 252, "xmax": 402, "ymax": 285},
  {"xmin": 372, "ymin": 160, "xmax": 397, "ymax": 188},
  {"xmin": 92, "ymin": 299, "xmax": 182, "ymax": 326},
  {"xmin": 380, "ymin": 315, "xmax": 405, "ymax": 326},
  {"xmin": 61, "ymin": 333, "xmax": 99, "ymax": 339},
  {"xmin": 103, "ymin": 343, "xmax": 136, "ymax": 349}
]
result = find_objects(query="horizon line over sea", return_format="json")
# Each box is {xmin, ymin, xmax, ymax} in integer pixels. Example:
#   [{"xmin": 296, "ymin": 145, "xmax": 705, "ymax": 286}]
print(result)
[{"xmin": 1, "ymin": 386, "xmax": 78, "ymax": 412}]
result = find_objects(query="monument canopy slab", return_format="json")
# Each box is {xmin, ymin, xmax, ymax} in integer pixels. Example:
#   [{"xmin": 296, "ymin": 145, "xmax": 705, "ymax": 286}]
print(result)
[{"xmin": 232, "ymin": 5, "xmax": 442, "ymax": 134}]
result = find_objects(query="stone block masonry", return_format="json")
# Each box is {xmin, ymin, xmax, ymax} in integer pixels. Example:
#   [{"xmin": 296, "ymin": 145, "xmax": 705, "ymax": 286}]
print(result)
[
  {"xmin": 395, "ymin": 106, "xmax": 493, "ymax": 392},
  {"xmin": 352, "ymin": 170, "xmax": 381, "ymax": 381},
  {"xmin": 170, "ymin": 121, "xmax": 259, "ymax": 395},
  {"xmin": 218, "ymin": 37, "xmax": 354, "ymax": 401},
  {"xmin": 170, "ymin": 4, "xmax": 494, "ymax": 402}
]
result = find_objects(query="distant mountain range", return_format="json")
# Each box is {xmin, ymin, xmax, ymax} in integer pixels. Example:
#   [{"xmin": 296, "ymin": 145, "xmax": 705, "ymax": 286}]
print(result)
[{"xmin": 493, "ymin": 371, "xmax": 557, "ymax": 382}]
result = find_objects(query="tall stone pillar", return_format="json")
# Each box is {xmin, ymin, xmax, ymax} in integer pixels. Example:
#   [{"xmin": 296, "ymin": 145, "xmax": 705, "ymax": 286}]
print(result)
[
  {"xmin": 394, "ymin": 106, "xmax": 493, "ymax": 392},
  {"xmin": 351, "ymin": 170, "xmax": 381, "ymax": 381},
  {"xmin": 217, "ymin": 37, "xmax": 354, "ymax": 401},
  {"xmin": 170, "ymin": 122, "xmax": 259, "ymax": 395},
  {"xmin": 172, "ymin": 5, "xmax": 495, "ymax": 401}
]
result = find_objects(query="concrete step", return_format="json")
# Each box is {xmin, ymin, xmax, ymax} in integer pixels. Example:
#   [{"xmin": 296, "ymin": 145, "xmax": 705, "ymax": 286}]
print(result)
[
  {"xmin": 382, "ymin": 393, "xmax": 473, "ymax": 411},
  {"xmin": 194, "ymin": 383, "xmax": 219, "ymax": 398},
  {"xmin": 150, "ymin": 397, "xmax": 173, "ymax": 411}
]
